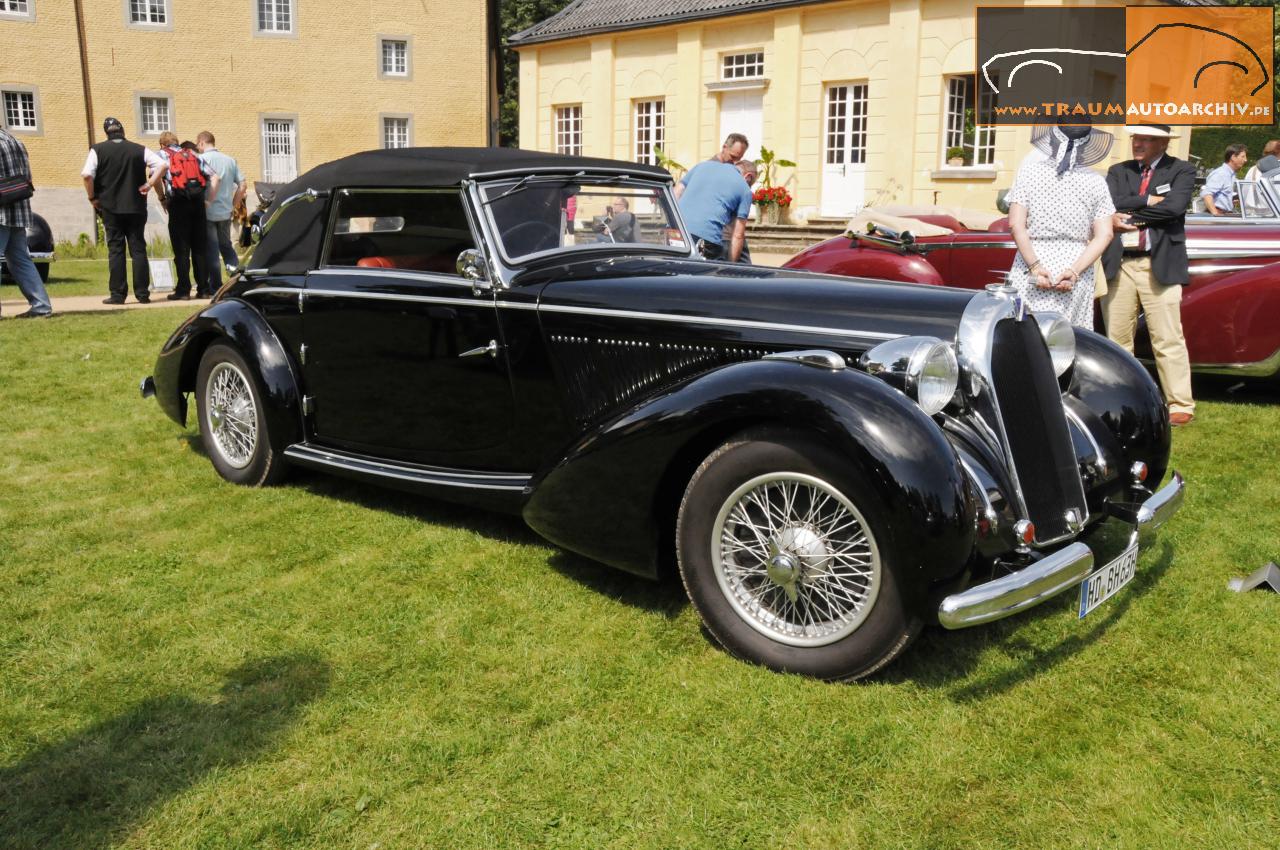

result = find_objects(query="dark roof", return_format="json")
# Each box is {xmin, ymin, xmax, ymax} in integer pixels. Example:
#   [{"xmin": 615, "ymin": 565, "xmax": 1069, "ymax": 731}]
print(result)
[
  {"xmin": 510, "ymin": 0, "xmax": 819, "ymax": 46},
  {"xmin": 251, "ymin": 147, "xmax": 670, "ymax": 275},
  {"xmin": 271, "ymin": 146, "xmax": 668, "ymax": 197},
  {"xmin": 509, "ymin": 0, "xmax": 1220, "ymax": 47}
]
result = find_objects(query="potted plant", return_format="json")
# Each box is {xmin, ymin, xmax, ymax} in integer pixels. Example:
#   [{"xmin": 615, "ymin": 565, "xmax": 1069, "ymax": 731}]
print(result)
[
  {"xmin": 946, "ymin": 146, "xmax": 969, "ymax": 167},
  {"xmin": 752, "ymin": 185, "xmax": 793, "ymax": 225}
]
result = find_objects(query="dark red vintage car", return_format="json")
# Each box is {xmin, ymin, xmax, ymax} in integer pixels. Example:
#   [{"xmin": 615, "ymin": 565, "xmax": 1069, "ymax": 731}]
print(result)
[{"xmin": 785, "ymin": 177, "xmax": 1280, "ymax": 379}]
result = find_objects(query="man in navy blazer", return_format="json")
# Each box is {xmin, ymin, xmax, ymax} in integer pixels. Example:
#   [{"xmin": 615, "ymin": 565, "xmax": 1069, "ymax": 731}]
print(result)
[{"xmin": 1101, "ymin": 124, "xmax": 1197, "ymax": 426}]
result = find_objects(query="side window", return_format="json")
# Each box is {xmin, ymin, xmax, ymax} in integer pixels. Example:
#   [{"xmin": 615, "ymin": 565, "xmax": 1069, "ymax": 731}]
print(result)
[{"xmin": 326, "ymin": 190, "xmax": 475, "ymax": 275}]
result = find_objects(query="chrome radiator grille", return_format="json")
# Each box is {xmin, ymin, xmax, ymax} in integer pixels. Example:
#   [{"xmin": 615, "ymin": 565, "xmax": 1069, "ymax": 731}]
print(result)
[{"xmin": 988, "ymin": 316, "xmax": 1087, "ymax": 542}]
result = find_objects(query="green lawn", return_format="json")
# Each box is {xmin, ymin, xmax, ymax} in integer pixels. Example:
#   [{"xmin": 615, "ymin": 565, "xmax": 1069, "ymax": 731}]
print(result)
[
  {"xmin": 1, "ymin": 310, "xmax": 1277, "ymax": 849},
  {"xmin": 42, "ymin": 259, "xmax": 119, "ymax": 297}
]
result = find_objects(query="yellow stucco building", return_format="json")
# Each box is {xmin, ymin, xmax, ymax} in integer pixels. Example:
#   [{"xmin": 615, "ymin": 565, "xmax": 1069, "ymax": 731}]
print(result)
[
  {"xmin": 1, "ymin": 0, "xmax": 496, "ymax": 240},
  {"xmin": 511, "ymin": 0, "xmax": 1193, "ymax": 221}
]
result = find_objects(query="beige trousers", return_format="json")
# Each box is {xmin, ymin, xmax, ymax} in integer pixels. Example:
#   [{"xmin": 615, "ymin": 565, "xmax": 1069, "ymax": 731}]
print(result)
[{"xmin": 1102, "ymin": 255, "xmax": 1195, "ymax": 414}]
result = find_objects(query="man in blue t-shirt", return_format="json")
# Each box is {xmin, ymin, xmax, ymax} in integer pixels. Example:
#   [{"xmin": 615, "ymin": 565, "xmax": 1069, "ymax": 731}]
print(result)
[{"xmin": 678, "ymin": 156, "xmax": 754, "ymax": 261}]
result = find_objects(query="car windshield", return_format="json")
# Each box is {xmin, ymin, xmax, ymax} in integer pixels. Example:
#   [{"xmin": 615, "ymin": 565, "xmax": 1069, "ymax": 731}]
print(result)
[{"xmin": 481, "ymin": 176, "xmax": 688, "ymax": 261}]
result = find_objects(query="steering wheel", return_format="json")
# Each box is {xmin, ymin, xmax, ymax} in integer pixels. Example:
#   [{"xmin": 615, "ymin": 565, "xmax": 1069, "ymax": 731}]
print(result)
[{"xmin": 505, "ymin": 220, "xmax": 561, "ymax": 255}]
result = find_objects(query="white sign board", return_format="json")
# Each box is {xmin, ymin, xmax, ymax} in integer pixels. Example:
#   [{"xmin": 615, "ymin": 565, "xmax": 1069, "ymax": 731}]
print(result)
[{"xmin": 149, "ymin": 259, "xmax": 175, "ymax": 292}]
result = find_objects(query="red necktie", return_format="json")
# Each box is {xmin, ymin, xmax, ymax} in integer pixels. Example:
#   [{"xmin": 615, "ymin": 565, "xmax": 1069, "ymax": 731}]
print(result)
[{"xmin": 1137, "ymin": 165, "xmax": 1152, "ymax": 250}]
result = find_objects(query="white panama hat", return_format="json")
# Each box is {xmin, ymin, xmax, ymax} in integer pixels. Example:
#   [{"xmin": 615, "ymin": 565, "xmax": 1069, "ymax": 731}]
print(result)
[{"xmin": 1123, "ymin": 124, "xmax": 1182, "ymax": 138}]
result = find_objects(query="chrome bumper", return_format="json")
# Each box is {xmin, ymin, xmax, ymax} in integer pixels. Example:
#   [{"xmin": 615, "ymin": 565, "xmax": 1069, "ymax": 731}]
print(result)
[{"xmin": 938, "ymin": 471, "xmax": 1185, "ymax": 629}]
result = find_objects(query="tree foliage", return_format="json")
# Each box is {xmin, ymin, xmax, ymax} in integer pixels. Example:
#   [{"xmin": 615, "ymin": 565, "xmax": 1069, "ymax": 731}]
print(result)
[
  {"xmin": 1185, "ymin": 0, "xmax": 1279, "ymax": 164},
  {"xmin": 498, "ymin": 0, "xmax": 577, "ymax": 147}
]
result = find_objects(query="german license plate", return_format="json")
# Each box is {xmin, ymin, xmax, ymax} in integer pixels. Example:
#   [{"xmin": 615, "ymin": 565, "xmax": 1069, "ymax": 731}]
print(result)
[{"xmin": 1078, "ymin": 540, "xmax": 1138, "ymax": 618}]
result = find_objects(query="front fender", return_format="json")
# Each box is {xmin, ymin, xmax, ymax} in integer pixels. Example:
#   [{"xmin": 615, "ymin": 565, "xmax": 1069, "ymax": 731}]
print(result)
[
  {"xmin": 152, "ymin": 299, "xmax": 303, "ymax": 449},
  {"xmin": 523, "ymin": 359, "xmax": 978, "ymax": 603},
  {"xmin": 1067, "ymin": 329, "xmax": 1170, "ymax": 486}
]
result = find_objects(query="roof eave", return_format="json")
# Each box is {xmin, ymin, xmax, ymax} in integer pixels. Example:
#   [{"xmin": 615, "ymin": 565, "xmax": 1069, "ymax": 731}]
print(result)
[{"xmin": 508, "ymin": 0, "xmax": 823, "ymax": 47}]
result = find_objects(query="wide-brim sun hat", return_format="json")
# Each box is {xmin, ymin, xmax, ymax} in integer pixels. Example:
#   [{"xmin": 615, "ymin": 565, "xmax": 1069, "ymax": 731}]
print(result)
[
  {"xmin": 1030, "ymin": 123, "xmax": 1114, "ymax": 172},
  {"xmin": 1124, "ymin": 124, "xmax": 1182, "ymax": 138}
]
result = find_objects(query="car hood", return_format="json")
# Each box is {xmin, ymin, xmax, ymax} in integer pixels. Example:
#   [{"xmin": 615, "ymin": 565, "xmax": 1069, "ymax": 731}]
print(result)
[{"xmin": 520, "ymin": 255, "xmax": 977, "ymax": 350}]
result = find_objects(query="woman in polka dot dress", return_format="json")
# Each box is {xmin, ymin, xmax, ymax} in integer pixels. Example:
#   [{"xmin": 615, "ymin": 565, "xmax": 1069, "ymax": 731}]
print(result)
[{"xmin": 1006, "ymin": 119, "xmax": 1116, "ymax": 328}]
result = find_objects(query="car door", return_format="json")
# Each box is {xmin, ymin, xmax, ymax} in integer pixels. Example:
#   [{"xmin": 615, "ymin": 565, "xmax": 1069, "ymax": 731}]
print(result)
[{"xmin": 300, "ymin": 188, "xmax": 514, "ymax": 467}]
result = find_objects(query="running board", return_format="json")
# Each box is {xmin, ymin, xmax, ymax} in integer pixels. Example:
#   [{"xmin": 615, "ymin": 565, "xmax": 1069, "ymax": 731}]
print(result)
[{"xmin": 283, "ymin": 443, "xmax": 531, "ymax": 492}]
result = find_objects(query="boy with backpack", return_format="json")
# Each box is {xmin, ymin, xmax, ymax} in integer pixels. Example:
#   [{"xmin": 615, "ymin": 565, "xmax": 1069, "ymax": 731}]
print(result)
[{"xmin": 157, "ymin": 132, "xmax": 211, "ymax": 299}]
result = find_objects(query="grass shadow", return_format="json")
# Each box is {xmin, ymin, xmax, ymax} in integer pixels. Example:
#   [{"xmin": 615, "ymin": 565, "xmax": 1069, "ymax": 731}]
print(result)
[
  {"xmin": 288, "ymin": 467, "xmax": 543, "ymax": 549},
  {"xmin": 545, "ymin": 550, "xmax": 688, "ymax": 618},
  {"xmin": 289, "ymin": 468, "xmax": 686, "ymax": 617},
  {"xmin": 882, "ymin": 542, "xmax": 1174, "ymax": 699},
  {"xmin": 1191, "ymin": 374, "xmax": 1278, "ymax": 406},
  {"xmin": 0, "ymin": 653, "xmax": 329, "ymax": 850}
]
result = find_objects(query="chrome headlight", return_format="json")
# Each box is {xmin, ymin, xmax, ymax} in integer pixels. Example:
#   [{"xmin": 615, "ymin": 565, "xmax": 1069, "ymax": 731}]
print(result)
[
  {"xmin": 1035, "ymin": 313, "xmax": 1076, "ymax": 377},
  {"xmin": 858, "ymin": 336, "xmax": 959, "ymax": 416}
]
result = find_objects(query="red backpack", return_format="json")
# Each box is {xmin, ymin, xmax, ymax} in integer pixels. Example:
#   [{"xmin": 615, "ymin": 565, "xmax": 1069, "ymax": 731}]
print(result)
[{"xmin": 165, "ymin": 147, "xmax": 206, "ymax": 199}]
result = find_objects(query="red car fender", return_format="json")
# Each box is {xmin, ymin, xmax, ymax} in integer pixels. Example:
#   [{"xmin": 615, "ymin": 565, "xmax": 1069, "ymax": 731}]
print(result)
[
  {"xmin": 1180, "ymin": 261, "xmax": 1280, "ymax": 366},
  {"xmin": 784, "ymin": 237, "xmax": 946, "ymax": 286}
]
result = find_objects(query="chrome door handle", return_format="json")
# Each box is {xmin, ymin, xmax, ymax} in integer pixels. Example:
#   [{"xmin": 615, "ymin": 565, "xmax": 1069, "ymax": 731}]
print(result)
[{"xmin": 459, "ymin": 339, "xmax": 500, "ymax": 359}]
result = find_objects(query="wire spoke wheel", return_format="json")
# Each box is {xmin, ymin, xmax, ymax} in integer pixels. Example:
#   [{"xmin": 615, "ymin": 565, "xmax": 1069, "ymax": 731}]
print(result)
[
  {"xmin": 204, "ymin": 361, "xmax": 258, "ymax": 470},
  {"xmin": 712, "ymin": 472, "xmax": 882, "ymax": 647}
]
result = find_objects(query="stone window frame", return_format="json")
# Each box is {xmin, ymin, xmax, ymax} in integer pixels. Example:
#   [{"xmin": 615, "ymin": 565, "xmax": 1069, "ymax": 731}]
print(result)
[
  {"xmin": 124, "ymin": 0, "xmax": 172, "ymax": 31},
  {"xmin": 1, "ymin": 85, "xmax": 43, "ymax": 136},
  {"xmin": 260, "ymin": 112, "xmax": 300, "ymax": 184},
  {"xmin": 0, "ymin": 0, "xmax": 36, "ymax": 23},
  {"xmin": 134, "ymin": 91, "xmax": 175, "ymax": 137},
  {"xmin": 380, "ymin": 113, "xmax": 413, "ymax": 149},
  {"xmin": 253, "ymin": 0, "xmax": 296, "ymax": 39},
  {"xmin": 378, "ymin": 35, "xmax": 413, "ymax": 81}
]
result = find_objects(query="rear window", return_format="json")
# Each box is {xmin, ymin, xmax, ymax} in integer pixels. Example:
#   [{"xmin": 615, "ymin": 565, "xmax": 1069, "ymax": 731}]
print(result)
[{"xmin": 325, "ymin": 189, "xmax": 475, "ymax": 276}]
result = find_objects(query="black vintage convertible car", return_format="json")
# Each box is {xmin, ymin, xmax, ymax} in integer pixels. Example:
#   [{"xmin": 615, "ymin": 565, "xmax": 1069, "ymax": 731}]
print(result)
[{"xmin": 144, "ymin": 148, "xmax": 1184, "ymax": 681}]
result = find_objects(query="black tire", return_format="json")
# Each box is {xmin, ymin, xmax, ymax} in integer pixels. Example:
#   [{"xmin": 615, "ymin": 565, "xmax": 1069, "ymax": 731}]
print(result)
[
  {"xmin": 37, "ymin": 263, "xmax": 50, "ymax": 283},
  {"xmin": 195, "ymin": 342, "xmax": 287, "ymax": 486},
  {"xmin": 676, "ymin": 428, "xmax": 921, "ymax": 681}
]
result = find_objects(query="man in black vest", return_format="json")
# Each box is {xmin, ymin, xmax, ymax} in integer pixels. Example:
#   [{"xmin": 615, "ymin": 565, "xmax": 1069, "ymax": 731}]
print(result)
[
  {"xmin": 80, "ymin": 117, "xmax": 167, "ymax": 304},
  {"xmin": 1101, "ymin": 124, "xmax": 1197, "ymax": 426}
]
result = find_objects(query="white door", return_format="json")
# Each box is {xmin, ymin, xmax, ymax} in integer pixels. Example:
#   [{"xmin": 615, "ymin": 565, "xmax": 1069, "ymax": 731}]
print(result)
[
  {"xmin": 718, "ymin": 90, "xmax": 763, "ymax": 162},
  {"xmin": 262, "ymin": 119, "xmax": 298, "ymax": 183},
  {"xmin": 821, "ymin": 84, "xmax": 868, "ymax": 217}
]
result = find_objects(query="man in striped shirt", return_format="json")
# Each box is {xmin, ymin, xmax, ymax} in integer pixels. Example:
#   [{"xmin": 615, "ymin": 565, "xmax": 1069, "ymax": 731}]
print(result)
[{"xmin": 0, "ymin": 127, "xmax": 53, "ymax": 318}]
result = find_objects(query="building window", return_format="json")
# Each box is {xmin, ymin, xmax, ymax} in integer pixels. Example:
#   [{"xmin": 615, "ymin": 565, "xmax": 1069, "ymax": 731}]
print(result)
[
  {"xmin": 722, "ymin": 52, "xmax": 764, "ymax": 80},
  {"xmin": 128, "ymin": 0, "xmax": 167, "ymax": 25},
  {"xmin": 138, "ymin": 96, "xmax": 171, "ymax": 135},
  {"xmin": 262, "ymin": 117, "xmax": 298, "ymax": 182},
  {"xmin": 382, "ymin": 116, "xmax": 410, "ymax": 149},
  {"xmin": 256, "ymin": 0, "xmax": 293, "ymax": 34},
  {"xmin": 633, "ymin": 99, "xmax": 664, "ymax": 166},
  {"xmin": 2, "ymin": 90, "xmax": 38, "ymax": 131},
  {"xmin": 824, "ymin": 84, "xmax": 867, "ymax": 165},
  {"xmin": 943, "ymin": 75, "xmax": 997, "ymax": 167},
  {"xmin": 1, "ymin": 0, "xmax": 34, "ymax": 20},
  {"xmin": 554, "ymin": 105, "xmax": 582, "ymax": 156},
  {"xmin": 380, "ymin": 39, "xmax": 408, "ymax": 77}
]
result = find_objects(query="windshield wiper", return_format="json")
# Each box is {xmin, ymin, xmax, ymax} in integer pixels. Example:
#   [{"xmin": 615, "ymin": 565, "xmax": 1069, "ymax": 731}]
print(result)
[{"xmin": 484, "ymin": 171, "xmax": 587, "ymax": 204}]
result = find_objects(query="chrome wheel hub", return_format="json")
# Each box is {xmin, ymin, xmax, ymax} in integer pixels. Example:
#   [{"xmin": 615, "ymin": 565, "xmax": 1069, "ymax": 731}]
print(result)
[
  {"xmin": 712, "ymin": 472, "xmax": 882, "ymax": 647},
  {"xmin": 205, "ymin": 362, "xmax": 257, "ymax": 469}
]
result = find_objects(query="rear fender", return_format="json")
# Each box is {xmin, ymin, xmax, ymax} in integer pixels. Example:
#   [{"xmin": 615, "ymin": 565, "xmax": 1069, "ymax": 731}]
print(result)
[
  {"xmin": 152, "ymin": 299, "xmax": 303, "ymax": 449},
  {"xmin": 784, "ymin": 238, "xmax": 945, "ymax": 285},
  {"xmin": 522, "ymin": 358, "xmax": 978, "ymax": 605},
  {"xmin": 1181, "ymin": 262, "xmax": 1280, "ymax": 369}
]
